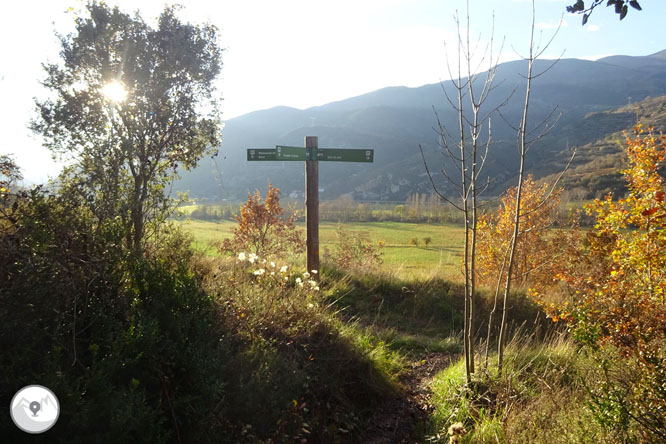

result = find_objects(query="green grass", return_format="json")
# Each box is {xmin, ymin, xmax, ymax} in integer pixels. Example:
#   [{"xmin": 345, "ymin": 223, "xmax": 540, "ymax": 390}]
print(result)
[
  {"xmin": 177, "ymin": 219, "xmax": 236, "ymax": 253},
  {"xmin": 176, "ymin": 219, "xmax": 465, "ymax": 280},
  {"xmin": 426, "ymin": 334, "xmax": 616, "ymax": 444}
]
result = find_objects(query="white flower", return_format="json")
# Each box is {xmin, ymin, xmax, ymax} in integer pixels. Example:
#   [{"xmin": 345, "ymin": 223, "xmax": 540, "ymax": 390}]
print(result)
[
  {"xmin": 303, "ymin": 272, "xmax": 310, "ymax": 279},
  {"xmin": 253, "ymin": 268, "xmax": 265, "ymax": 276},
  {"xmin": 270, "ymin": 271, "xmax": 275, "ymax": 276},
  {"xmin": 248, "ymin": 253, "xmax": 258, "ymax": 264},
  {"xmin": 269, "ymin": 261, "xmax": 276, "ymax": 268},
  {"xmin": 308, "ymin": 303, "xmax": 314, "ymax": 309},
  {"xmin": 280, "ymin": 265, "xmax": 288, "ymax": 273},
  {"xmin": 295, "ymin": 277, "xmax": 302, "ymax": 284},
  {"xmin": 308, "ymin": 280, "xmax": 317, "ymax": 288},
  {"xmin": 238, "ymin": 252, "xmax": 246, "ymax": 261},
  {"xmin": 314, "ymin": 286, "xmax": 320, "ymax": 291},
  {"xmin": 311, "ymin": 269, "xmax": 318, "ymax": 275}
]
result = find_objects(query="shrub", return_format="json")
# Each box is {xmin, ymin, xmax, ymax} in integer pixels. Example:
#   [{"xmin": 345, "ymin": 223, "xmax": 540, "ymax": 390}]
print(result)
[
  {"xmin": 547, "ymin": 128, "xmax": 666, "ymax": 442},
  {"xmin": 325, "ymin": 226, "xmax": 384, "ymax": 270},
  {"xmin": 0, "ymin": 188, "xmax": 229, "ymax": 442},
  {"xmin": 218, "ymin": 184, "xmax": 304, "ymax": 259}
]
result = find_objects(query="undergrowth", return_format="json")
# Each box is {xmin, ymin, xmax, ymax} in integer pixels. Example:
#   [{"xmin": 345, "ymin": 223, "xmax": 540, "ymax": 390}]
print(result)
[
  {"xmin": 197, "ymin": 253, "xmax": 401, "ymax": 442},
  {"xmin": 427, "ymin": 333, "xmax": 619, "ymax": 444}
]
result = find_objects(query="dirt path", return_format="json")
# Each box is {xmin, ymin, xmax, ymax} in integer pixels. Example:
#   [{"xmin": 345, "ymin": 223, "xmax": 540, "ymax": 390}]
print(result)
[{"xmin": 363, "ymin": 353, "xmax": 454, "ymax": 443}]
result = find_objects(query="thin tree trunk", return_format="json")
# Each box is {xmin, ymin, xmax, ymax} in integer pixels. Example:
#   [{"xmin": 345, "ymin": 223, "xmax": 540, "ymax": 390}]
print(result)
[
  {"xmin": 485, "ymin": 244, "xmax": 509, "ymax": 368},
  {"xmin": 458, "ymin": 74, "xmax": 472, "ymax": 384},
  {"xmin": 418, "ymin": 3, "xmax": 505, "ymax": 382},
  {"xmin": 466, "ymin": 6, "xmax": 478, "ymax": 376},
  {"xmin": 498, "ymin": 2, "xmax": 535, "ymax": 372}
]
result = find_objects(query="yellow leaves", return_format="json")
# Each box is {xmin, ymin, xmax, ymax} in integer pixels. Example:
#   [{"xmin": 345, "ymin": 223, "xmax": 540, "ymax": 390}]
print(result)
[
  {"xmin": 558, "ymin": 127, "xmax": 666, "ymax": 358},
  {"xmin": 476, "ymin": 175, "xmax": 564, "ymax": 289}
]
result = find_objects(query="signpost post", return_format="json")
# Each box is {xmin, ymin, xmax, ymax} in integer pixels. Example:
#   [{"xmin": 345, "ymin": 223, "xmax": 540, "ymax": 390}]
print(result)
[
  {"xmin": 305, "ymin": 137, "xmax": 319, "ymax": 276},
  {"xmin": 247, "ymin": 138, "xmax": 374, "ymax": 278}
]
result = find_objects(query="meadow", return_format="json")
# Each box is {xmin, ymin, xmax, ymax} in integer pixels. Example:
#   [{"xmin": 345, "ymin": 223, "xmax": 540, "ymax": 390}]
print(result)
[{"xmin": 176, "ymin": 218, "xmax": 466, "ymax": 280}]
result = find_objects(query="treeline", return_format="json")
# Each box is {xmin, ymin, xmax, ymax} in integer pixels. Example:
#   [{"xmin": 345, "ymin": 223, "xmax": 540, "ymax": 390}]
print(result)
[
  {"xmin": 188, "ymin": 202, "xmax": 238, "ymax": 220},
  {"xmin": 187, "ymin": 193, "xmax": 468, "ymax": 224},
  {"xmin": 187, "ymin": 192, "xmax": 590, "ymax": 226},
  {"xmin": 319, "ymin": 194, "xmax": 465, "ymax": 224}
]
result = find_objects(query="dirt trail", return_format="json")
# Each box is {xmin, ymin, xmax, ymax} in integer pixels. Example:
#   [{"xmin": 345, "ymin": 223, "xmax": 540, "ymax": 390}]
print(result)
[{"xmin": 363, "ymin": 353, "xmax": 454, "ymax": 443}]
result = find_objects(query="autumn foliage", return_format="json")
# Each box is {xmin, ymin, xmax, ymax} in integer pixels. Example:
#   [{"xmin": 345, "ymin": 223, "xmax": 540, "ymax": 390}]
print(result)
[
  {"xmin": 545, "ymin": 128, "xmax": 666, "ymax": 440},
  {"xmin": 477, "ymin": 175, "xmax": 565, "ymax": 291},
  {"xmin": 220, "ymin": 184, "xmax": 304, "ymax": 259}
]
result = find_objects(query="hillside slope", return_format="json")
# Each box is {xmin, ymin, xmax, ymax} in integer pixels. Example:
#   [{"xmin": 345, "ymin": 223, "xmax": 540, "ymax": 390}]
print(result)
[
  {"xmin": 541, "ymin": 94, "xmax": 666, "ymax": 199},
  {"xmin": 174, "ymin": 50, "xmax": 666, "ymax": 201}
]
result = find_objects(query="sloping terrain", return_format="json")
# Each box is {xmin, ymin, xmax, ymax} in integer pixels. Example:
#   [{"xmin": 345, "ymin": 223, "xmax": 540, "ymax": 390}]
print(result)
[
  {"xmin": 174, "ymin": 50, "xmax": 666, "ymax": 201},
  {"xmin": 541, "ymin": 94, "xmax": 666, "ymax": 199}
]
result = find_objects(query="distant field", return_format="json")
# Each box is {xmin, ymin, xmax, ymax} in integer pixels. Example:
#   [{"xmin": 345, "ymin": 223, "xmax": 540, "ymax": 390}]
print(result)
[{"xmin": 175, "ymin": 219, "xmax": 465, "ymax": 280}]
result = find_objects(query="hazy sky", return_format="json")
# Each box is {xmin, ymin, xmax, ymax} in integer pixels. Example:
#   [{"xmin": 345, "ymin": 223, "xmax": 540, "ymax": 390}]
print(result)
[{"xmin": 1, "ymin": 0, "xmax": 664, "ymax": 183}]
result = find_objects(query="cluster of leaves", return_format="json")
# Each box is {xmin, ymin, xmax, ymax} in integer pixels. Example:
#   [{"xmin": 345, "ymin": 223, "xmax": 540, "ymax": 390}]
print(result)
[
  {"xmin": 0, "ymin": 154, "xmax": 21, "ymax": 199},
  {"xmin": 219, "ymin": 184, "xmax": 304, "ymax": 259},
  {"xmin": 546, "ymin": 128, "xmax": 666, "ymax": 441},
  {"xmin": 477, "ymin": 176, "xmax": 566, "ymax": 291},
  {"xmin": 324, "ymin": 226, "xmax": 384, "ymax": 271},
  {"xmin": 567, "ymin": 0, "xmax": 642, "ymax": 24}
]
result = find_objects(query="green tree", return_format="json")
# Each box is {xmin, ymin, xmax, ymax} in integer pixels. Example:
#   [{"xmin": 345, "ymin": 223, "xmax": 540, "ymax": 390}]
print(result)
[
  {"xmin": 567, "ymin": 0, "xmax": 642, "ymax": 25},
  {"xmin": 31, "ymin": 2, "xmax": 222, "ymax": 252}
]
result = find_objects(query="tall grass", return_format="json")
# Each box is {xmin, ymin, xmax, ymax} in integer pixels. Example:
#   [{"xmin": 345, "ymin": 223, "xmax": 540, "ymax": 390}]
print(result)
[
  {"xmin": 194, "ymin": 253, "xmax": 404, "ymax": 442},
  {"xmin": 427, "ymin": 332, "xmax": 618, "ymax": 444}
]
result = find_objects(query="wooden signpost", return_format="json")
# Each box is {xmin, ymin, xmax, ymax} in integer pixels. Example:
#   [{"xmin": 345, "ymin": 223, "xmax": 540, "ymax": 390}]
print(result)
[{"xmin": 247, "ymin": 137, "xmax": 374, "ymax": 277}]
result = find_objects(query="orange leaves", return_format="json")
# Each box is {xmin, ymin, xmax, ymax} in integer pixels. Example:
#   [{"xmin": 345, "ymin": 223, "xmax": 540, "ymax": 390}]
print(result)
[
  {"xmin": 219, "ymin": 184, "xmax": 304, "ymax": 259},
  {"xmin": 476, "ymin": 175, "xmax": 565, "ymax": 290},
  {"xmin": 558, "ymin": 129, "xmax": 666, "ymax": 355},
  {"xmin": 641, "ymin": 207, "xmax": 659, "ymax": 217}
]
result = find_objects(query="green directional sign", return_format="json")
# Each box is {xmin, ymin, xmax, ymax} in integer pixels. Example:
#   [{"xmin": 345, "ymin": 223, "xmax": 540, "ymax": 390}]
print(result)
[
  {"xmin": 276, "ymin": 145, "xmax": 307, "ymax": 161},
  {"xmin": 247, "ymin": 148, "xmax": 277, "ymax": 161},
  {"xmin": 247, "ymin": 147, "xmax": 374, "ymax": 162},
  {"xmin": 317, "ymin": 148, "xmax": 373, "ymax": 162}
]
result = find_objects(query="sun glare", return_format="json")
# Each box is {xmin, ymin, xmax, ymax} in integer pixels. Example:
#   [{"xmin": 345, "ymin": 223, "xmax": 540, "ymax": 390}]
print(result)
[{"xmin": 102, "ymin": 80, "xmax": 127, "ymax": 103}]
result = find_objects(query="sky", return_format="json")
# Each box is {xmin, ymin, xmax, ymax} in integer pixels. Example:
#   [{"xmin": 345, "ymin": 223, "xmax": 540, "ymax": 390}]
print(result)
[{"xmin": 1, "ymin": 0, "xmax": 665, "ymax": 184}]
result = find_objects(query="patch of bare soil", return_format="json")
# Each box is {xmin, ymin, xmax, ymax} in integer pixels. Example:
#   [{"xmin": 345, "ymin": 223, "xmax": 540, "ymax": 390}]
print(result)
[{"xmin": 362, "ymin": 353, "xmax": 454, "ymax": 443}]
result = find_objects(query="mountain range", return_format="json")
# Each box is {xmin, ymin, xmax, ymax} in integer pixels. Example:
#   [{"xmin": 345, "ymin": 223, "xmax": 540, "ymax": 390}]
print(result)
[{"xmin": 174, "ymin": 50, "xmax": 666, "ymax": 202}]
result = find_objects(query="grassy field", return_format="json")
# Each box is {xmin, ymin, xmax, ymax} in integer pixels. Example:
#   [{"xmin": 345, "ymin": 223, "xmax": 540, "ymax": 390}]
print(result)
[{"xmin": 176, "ymin": 219, "xmax": 466, "ymax": 280}]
